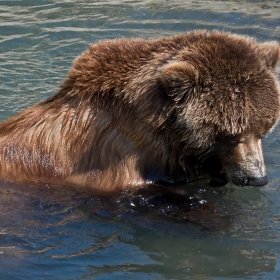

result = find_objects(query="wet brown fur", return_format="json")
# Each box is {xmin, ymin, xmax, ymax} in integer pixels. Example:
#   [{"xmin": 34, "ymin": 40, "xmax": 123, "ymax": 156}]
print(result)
[{"xmin": 0, "ymin": 30, "xmax": 280, "ymax": 192}]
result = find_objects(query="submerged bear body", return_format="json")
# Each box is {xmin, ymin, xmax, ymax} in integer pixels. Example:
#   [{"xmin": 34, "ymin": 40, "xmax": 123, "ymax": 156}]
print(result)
[{"xmin": 0, "ymin": 30, "xmax": 279, "ymax": 192}]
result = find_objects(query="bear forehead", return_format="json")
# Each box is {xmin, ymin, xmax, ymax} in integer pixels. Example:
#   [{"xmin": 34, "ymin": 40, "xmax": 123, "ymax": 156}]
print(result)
[
  {"xmin": 197, "ymin": 38, "xmax": 276, "ymax": 94},
  {"xmin": 180, "ymin": 35, "xmax": 262, "ymax": 81},
  {"xmin": 176, "ymin": 37, "xmax": 280, "ymax": 136},
  {"xmin": 198, "ymin": 74, "xmax": 277, "ymax": 126}
]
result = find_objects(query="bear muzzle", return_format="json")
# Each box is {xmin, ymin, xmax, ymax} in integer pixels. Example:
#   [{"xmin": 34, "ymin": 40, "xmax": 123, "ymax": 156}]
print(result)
[
  {"xmin": 223, "ymin": 137, "xmax": 268, "ymax": 187},
  {"xmin": 232, "ymin": 175, "xmax": 268, "ymax": 187},
  {"xmin": 244, "ymin": 175, "xmax": 268, "ymax": 186}
]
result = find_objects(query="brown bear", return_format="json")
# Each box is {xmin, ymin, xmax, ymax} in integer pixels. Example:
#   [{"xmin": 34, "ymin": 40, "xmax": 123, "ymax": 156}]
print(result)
[{"xmin": 0, "ymin": 30, "xmax": 279, "ymax": 193}]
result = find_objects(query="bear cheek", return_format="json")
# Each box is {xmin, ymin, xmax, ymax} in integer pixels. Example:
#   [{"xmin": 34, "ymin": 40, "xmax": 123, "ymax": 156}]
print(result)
[{"xmin": 221, "ymin": 137, "xmax": 267, "ymax": 186}]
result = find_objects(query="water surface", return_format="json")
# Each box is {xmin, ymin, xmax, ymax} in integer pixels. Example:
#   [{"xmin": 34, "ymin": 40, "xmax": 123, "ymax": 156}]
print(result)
[{"xmin": 1, "ymin": 1, "xmax": 280, "ymax": 279}]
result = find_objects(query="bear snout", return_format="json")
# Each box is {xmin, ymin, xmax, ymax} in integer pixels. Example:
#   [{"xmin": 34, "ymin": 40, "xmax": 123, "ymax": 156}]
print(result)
[
  {"xmin": 232, "ymin": 175, "xmax": 268, "ymax": 187},
  {"xmin": 245, "ymin": 176, "xmax": 268, "ymax": 186},
  {"xmin": 221, "ymin": 136, "xmax": 268, "ymax": 187}
]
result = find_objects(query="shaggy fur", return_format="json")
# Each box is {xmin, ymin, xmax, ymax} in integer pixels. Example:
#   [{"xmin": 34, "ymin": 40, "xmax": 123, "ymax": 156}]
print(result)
[{"xmin": 0, "ymin": 30, "xmax": 279, "ymax": 192}]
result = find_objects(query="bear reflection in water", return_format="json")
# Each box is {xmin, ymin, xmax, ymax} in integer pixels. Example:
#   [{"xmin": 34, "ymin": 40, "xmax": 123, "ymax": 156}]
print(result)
[
  {"xmin": 0, "ymin": 180, "xmax": 230, "ymax": 231},
  {"xmin": 94, "ymin": 184, "xmax": 230, "ymax": 229},
  {"xmin": 0, "ymin": 30, "xmax": 279, "ymax": 194}
]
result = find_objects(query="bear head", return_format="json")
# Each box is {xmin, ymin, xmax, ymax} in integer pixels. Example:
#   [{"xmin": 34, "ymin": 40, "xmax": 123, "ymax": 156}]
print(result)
[{"xmin": 160, "ymin": 32, "xmax": 280, "ymax": 186}]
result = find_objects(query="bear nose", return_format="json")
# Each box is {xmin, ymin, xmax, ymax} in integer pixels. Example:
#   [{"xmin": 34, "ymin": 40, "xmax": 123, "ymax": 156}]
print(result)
[{"xmin": 244, "ymin": 176, "xmax": 268, "ymax": 187}]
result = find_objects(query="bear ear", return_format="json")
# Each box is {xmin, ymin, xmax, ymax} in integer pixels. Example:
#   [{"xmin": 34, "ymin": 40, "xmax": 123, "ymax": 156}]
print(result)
[
  {"xmin": 160, "ymin": 61, "xmax": 199, "ymax": 103},
  {"xmin": 259, "ymin": 41, "xmax": 280, "ymax": 70}
]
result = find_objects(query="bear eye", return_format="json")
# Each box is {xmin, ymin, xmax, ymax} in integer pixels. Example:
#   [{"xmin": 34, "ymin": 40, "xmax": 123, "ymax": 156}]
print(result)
[
  {"xmin": 227, "ymin": 138, "xmax": 240, "ymax": 145},
  {"xmin": 220, "ymin": 136, "xmax": 243, "ymax": 145}
]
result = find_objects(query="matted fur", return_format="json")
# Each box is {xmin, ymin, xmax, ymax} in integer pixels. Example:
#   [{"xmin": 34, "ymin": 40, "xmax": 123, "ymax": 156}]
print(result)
[{"xmin": 0, "ymin": 30, "xmax": 279, "ymax": 192}]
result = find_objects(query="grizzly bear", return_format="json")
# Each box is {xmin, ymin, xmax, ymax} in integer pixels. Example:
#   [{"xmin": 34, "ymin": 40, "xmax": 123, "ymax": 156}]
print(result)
[{"xmin": 0, "ymin": 30, "xmax": 279, "ymax": 193}]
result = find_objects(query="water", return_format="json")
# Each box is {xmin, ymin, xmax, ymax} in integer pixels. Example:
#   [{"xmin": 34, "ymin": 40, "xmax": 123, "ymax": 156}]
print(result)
[{"xmin": 1, "ymin": 0, "xmax": 280, "ymax": 279}]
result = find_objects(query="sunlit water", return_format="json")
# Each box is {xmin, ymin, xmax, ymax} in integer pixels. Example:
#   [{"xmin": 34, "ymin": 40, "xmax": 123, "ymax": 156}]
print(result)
[{"xmin": 1, "ymin": 0, "xmax": 280, "ymax": 279}]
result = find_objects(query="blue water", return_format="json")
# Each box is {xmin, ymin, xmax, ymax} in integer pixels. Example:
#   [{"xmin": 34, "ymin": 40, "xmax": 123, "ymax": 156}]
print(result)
[{"xmin": 1, "ymin": 1, "xmax": 280, "ymax": 279}]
